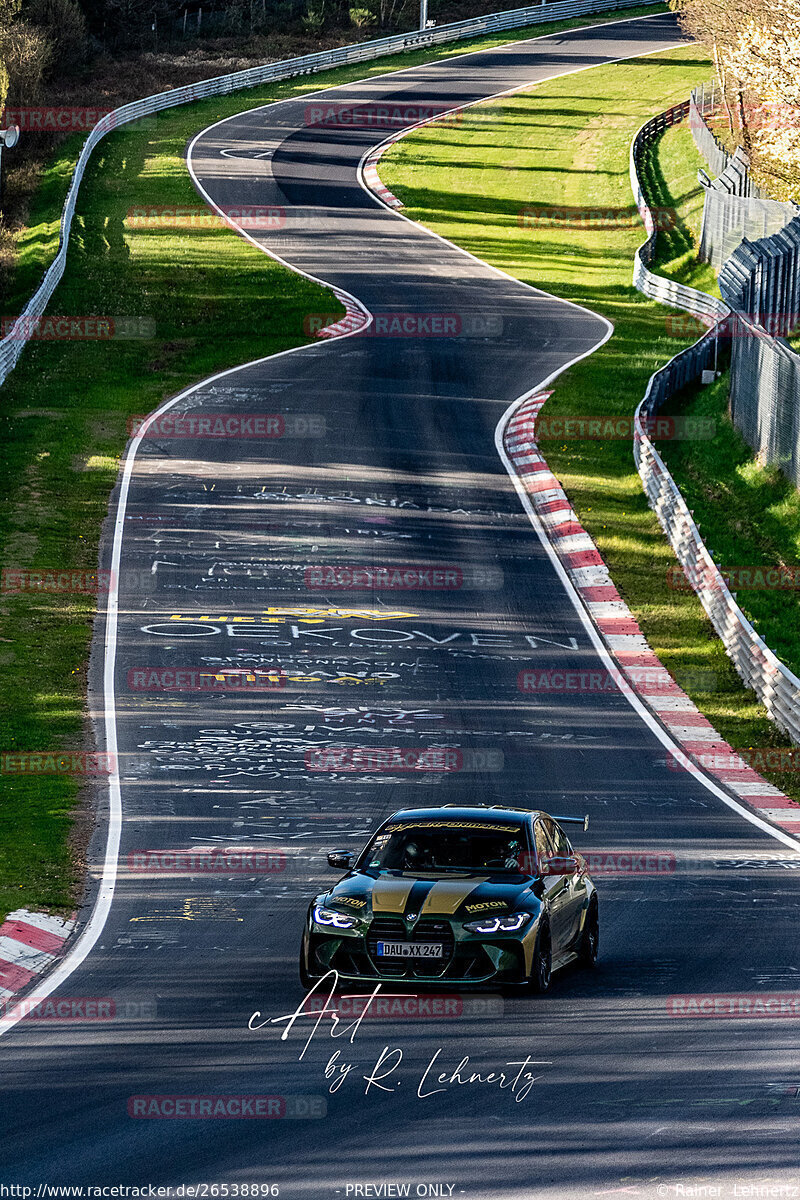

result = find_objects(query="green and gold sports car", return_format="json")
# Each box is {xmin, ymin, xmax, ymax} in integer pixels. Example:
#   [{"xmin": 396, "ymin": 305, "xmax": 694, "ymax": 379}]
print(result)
[{"xmin": 300, "ymin": 804, "xmax": 598, "ymax": 992}]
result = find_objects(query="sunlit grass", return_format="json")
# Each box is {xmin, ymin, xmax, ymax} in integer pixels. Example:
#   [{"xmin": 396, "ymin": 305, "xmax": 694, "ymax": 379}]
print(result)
[{"xmin": 659, "ymin": 376, "xmax": 800, "ymax": 676}]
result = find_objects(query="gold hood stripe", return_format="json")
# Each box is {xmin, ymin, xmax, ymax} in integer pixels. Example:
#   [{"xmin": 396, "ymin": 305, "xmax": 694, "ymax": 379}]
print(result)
[
  {"xmin": 371, "ymin": 878, "xmax": 416, "ymax": 914},
  {"xmin": 420, "ymin": 878, "xmax": 489, "ymax": 916}
]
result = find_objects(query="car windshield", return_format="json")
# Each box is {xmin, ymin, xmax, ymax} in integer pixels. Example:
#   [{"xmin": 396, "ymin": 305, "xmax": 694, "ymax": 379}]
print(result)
[{"xmin": 359, "ymin": 820, "xmax": 530, "ymax": 874}]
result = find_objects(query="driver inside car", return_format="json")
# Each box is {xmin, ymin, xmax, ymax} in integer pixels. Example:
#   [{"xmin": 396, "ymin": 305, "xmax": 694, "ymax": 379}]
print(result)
[{"xmin": 401, "ymin": 839, "xmax": 434, "ymax": 870}]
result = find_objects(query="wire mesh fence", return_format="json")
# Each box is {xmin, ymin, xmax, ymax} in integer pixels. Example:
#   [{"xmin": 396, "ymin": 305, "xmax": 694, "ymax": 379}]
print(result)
[
  {"xmin": 690, "ymin": 87, "xmax": 799, "ymax": 269},
  {"xmin": 718, "ymin": 218, "xmax": 800, "ymax": 489}
]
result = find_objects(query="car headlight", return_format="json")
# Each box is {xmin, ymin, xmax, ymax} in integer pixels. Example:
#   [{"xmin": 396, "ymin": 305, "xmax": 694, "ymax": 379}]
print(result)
[
  {"xmin": 312, "ymin": 903, "xmax": 358, "ymax": 930},
  {"xmin": 462, "ymin": 912, "xmax": 532, "ymax": 934}
]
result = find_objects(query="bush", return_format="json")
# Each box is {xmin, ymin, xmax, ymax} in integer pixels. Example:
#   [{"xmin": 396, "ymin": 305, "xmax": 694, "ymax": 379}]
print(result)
[
  {"xmin": 26, "ymin": 0, "xmax": 89, "ymax": 71},
  {"xmin": 0, "ymin": 21, "xmax": 53, "ymax": 104},
  {"xmin": 349, "ymin": 5, "xmax": 377, "ymax": 24}
]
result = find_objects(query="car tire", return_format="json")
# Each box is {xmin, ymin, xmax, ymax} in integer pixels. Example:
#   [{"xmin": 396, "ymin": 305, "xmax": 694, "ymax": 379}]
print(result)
[
  {"xmin": 578, "ymin": 900, "xmax": 599, "ymax": 968},
  {"xmin": 529, "ymin": 920, "xmax": 552, "ymax": 994},
  {"xmin": 299, "ymin": 942, "xmax": 315, "ymax": 991}
]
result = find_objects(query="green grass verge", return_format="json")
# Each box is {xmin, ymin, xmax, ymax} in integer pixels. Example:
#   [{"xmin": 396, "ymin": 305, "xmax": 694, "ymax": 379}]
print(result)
[
  {"xmin": 380, "ymin": 43, "xmax": 800, "ymax": 801},
  {"xmin": 658, "ymin": 378, "xmax": 800, "ymax": 678},
  {"xmin": 643, "ymin": 120, "xmax": 719, "ymax": 296},
  {"xmin": 6, "ymin": 1, "xmax": 667, "ymax": 316},
  {"xmin": 0, "ymin": 123, "xmax": 335, "ymax": 920},
  {"xmin": 0, "ymin": 2, "xmax": 669, "ymax": 921}
]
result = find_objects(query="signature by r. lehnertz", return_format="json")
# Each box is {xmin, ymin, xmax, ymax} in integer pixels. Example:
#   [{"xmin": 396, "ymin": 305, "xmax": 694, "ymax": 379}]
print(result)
[{"xmin": 248, "ymin": 969, "xmax": 549, "ymax": 1102}]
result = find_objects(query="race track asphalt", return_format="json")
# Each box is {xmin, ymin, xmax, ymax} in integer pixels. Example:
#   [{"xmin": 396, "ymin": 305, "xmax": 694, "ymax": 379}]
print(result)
[{"xmin": 2, "ymin": 13, "xmax": 800, "ymax": 1197}]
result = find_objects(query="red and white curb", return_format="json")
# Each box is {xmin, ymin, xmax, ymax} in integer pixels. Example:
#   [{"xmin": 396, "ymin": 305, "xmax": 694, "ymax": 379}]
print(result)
[
  {"xmin": 314, "ymin": 287, "xmax": 371, "ymax": 338},
  {"xmin": 505, "ymin": 390, "xmax": 800, "ymax": 831},
  {"xmin": 362, "ymin": 144, "xmax": 405, "ymax": 209},
  {"xmin": 0, "ymin": 909, "xmax": 76, "ymax": 1009}
]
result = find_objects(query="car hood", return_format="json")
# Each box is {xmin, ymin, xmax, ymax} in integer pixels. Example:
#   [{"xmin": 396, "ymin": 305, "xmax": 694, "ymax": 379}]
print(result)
[{"xmin": 323, "ymin": 872, "xmax": 535, "ymax": 920}]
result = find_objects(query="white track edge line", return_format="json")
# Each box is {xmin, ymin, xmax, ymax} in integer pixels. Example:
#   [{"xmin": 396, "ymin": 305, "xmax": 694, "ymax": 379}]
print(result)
[
  {"xmin": 166, "ymin": 10, "xmax": 671, "ymax": 146},
  {"xmin": 353, "ymin": 38, "xmax": 800, "ymax": 851},
  {"xmin": 0, "ymin": 235, "xmax": 373, "ymax": 1043},
  {"xmin": 495, "ymin": 394, "xmax": 800, "ymax": 853},
  {"xmin": 0, "ymin": 13, "xmax": 754, "ymax": 1038}
]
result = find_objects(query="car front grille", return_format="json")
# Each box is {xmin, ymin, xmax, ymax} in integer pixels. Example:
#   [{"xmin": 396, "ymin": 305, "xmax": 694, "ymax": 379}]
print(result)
[{"xmin": 366, "ymin": 916, "xmax": 455, "ymax": 977}]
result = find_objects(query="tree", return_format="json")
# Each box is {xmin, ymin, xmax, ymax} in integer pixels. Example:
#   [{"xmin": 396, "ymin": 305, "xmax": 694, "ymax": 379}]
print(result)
[
  {"xmin": 0, "ymin": 20, "xmax": 53, "ymax": 105},
  {"xmin": 669, "ymin": 0, "xmax": 800, "ymax": 197},
  {"xmin": 724, "ymin": 0, "xmax": 800, "ymax": 194}
]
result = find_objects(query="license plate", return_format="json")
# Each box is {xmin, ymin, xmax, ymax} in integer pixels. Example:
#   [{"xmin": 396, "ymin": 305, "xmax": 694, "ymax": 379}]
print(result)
[{"xmin": 377, "ymin": 941, "xmax": 443, "ymax": 958}]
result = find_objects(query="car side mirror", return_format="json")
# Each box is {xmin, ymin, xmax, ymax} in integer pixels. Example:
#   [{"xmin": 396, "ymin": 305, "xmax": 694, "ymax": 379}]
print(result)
[
  {"xmin": 540, "ymin": 854, "xmax": 578, "ymax": 876},
  {"xmin": 327, "ymin": 850, "xmax": 356, "ymax": 870}
]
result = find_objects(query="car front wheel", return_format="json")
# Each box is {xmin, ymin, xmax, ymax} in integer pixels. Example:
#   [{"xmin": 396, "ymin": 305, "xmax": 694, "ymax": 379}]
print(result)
[
  {"xmin": 299, "ymin": 938, "xmax": 316, "ymax": 990},
  {"xmin": 578, "ymin": 900, "xmax": 599, "ymax": 968},
  {"xmin": 529, "ymin": 920, "xmax": 552, "ymax": 994}
]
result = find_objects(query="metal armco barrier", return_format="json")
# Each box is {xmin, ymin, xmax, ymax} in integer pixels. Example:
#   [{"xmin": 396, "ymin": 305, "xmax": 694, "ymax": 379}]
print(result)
[
  {"xmin": 719, "ymin": 218, "xmax": 800, "ymax": 489},
  {"xmin": 630, "ymin": 102, "xmax": 728, "ymax": 323},
  {"xmin": 0, "ymin": 0, "xmax": 658, "ymax": 389},
  {"xmin": 630, "ymin": 103, "xmax": 800, "ymax": 746}
]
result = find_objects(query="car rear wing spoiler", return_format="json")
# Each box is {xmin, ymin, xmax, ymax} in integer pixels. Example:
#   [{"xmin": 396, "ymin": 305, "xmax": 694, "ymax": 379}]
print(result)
[{"xmin": 552, "ymin": 815, "xmax": 589, "ymax": 832}]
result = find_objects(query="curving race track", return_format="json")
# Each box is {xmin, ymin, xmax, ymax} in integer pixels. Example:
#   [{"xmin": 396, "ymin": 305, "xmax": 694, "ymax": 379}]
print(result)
[{"xmin": 2, "ymin": 13, "xmax": 800, "ymax": 1197}]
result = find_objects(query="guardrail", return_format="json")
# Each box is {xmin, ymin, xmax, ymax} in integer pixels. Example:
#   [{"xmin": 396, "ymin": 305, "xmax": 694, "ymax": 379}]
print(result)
[
  {"xmin": 630, "ymin": 102, "xmax": 800, "ymax": 745},
  {"xmin": 630, "ymin": 101, "xmax": 728, "ymax": 324},
  {"xmin": 0, "ymin": 0, "xmax": 659, "ymax": 389}
]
